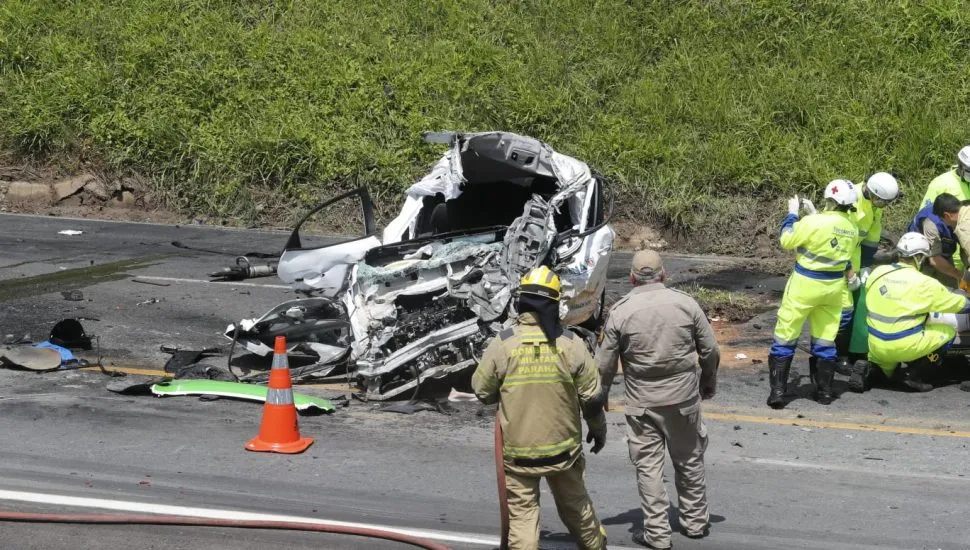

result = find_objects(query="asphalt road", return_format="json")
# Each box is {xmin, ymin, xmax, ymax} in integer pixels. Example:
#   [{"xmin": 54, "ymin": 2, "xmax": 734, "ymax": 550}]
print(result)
[{"xmin": 2, "ymin": 213, "xmax": 970, "ymax": 549}]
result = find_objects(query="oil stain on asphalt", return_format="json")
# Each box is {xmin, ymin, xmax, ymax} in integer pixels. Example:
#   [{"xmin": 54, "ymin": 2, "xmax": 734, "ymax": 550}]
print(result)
[{"xmin": 0, "ymin": 256, "xmax": 165, "ymax": 302}]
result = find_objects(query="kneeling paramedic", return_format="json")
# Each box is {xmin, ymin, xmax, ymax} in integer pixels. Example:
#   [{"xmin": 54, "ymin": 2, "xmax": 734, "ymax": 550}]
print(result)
[
  {"xmin": 472, "ymin": 266, "xmax": 608, "ymax": 550},
  {"xmin": 858, "ymin": 232, "xmax": 970, "ymax": 392},
  {"xmin": 767, "ymin": 180, "xmax": 861, "ymax": 409},
  {"xmin": 835, "ymin": 172, "xmax": 900, "ymax": 369}
]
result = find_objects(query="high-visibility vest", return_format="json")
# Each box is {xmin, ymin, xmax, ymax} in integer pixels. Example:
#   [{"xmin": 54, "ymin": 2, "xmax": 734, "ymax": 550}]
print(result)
[
  {"xmin": 780, "ymin": 210, "xmax": 858, "ymax": 280},
  {"xmin": 865, "ymin": 263, "xmax": 968, "ymax": 341}
]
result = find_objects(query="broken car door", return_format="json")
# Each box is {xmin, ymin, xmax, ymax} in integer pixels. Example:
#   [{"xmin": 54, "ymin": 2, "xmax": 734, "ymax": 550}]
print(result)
[
  {"xmin": 556, "ymin": 173, "xmax": 615, "ymax": 327},
  {"xmin": 277, "ymin": 187, "xmax": 382, "ymax": 297}
]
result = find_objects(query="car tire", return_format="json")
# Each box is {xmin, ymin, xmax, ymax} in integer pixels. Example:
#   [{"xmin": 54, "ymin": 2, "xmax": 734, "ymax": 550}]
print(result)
[{"xmin": 579, "ymin": 289, "xmax": 607, "ymax": 333}]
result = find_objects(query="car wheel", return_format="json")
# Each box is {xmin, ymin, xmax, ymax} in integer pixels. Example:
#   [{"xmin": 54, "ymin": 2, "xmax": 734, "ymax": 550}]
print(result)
[{"xmin": 579, "ymin": 289, "xmax": 607, "ymax": 332}]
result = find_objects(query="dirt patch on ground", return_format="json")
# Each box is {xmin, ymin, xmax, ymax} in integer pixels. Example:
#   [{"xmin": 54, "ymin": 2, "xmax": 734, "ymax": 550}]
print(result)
[
  {"xmin": 668, "ymin": 259, "xmax": 785, "ymax": 323},
  {"xmin": 8, "ymin": 202, "xmax": 182, "ymax": 224},
  {"xmin": 712, "ymin": 320, "xmax": 770, "ymax": 371},
  {"xmin": 606, "ymin": 320, "xmax": 769, "ymax": 394},
  {"xmin": 685, "ymin": 284, "xmax": 777, "ymax": 323},
  {"xmin": 634, "ymin": 192, "xmax": 781, "ymax": 257},
  {"xmin": 1, "ymin": 168, "xmax": 182, "ymax": 225},
  {"xmin": 746, "ymin": 257, "xmax": 792, "ymax": 277},
  {"xmin": 611, "ymin": 221, "xmax": 669, "ymax": 250}
]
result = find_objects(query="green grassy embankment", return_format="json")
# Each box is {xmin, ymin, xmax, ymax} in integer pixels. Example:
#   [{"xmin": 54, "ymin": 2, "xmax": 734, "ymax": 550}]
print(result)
[{"xmin": 2, "ymin": 1, "xmax": 970, "ymax": 252}]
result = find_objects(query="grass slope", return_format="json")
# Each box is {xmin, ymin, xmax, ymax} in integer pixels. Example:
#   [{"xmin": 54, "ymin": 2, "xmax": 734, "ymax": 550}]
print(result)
[{"xmin": 2, "ymin": 1, "xmax": 970, "ymax": 250}]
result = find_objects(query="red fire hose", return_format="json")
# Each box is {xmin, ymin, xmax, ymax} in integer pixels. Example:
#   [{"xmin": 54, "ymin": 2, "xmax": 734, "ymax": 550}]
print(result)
[{"xmin": 0, "ymin": 511, "xmax": 451, "ymax": 550}]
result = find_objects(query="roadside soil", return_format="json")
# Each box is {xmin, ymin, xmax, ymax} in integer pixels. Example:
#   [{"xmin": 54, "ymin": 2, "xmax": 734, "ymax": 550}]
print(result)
[
  {"xmin": 0, "ymin": 168, "xmax": 181, "ymax": 225},
  {"xmin": 713, "ymin": 320, "xmax": 771, "ymax": 370}
]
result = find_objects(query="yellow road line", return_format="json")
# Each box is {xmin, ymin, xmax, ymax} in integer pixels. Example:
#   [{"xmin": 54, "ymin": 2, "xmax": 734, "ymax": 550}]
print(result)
[
  {"xmin": 704, "ymin": 411, "xmax": 970, "ymax": 439},
  {"xmin": 609, "ymin": 397, "xmax": 970, "ymax": 438},
  {"xmin": 76, "ymin": 368, "xmax": 970, "ymax": 438},
  {"xmin": 80, "ymin": 366, "xmax": 169, "ymax": 377}
]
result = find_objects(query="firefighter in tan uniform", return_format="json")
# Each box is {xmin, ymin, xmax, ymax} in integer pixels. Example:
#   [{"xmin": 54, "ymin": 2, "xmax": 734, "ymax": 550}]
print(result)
[
  {"xmin": 597, "ymin": 250, "xmax": 720, "ymax": 550},
  {"xmin": 472, "ymin": 266, "xmax": 608, "ymax": 550}
]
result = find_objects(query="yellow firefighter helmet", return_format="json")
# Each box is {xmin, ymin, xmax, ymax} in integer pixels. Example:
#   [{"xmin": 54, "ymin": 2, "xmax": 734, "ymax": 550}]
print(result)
[{"xmin": 518, "ymin": 266, "xmax": 561, "ymax": 302}]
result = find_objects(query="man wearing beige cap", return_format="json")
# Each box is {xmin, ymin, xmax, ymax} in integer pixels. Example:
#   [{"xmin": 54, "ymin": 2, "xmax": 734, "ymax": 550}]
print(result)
[{"xmin": 596, "ymin": 249, "xmax": 719, "ymax": 550}]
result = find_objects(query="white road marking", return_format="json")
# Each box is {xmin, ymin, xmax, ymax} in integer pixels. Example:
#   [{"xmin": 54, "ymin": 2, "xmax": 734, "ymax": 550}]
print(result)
[
  {"xmin": 744, "ymin": 457, "xmax": 970, "ymax": 483},
  {"xmin": 134, "ymin": 276, "xmax": 292, "ymax": 289},
  {"xmin": 0, "ymin": 488, "xmax": 641, "ymax": 549}
]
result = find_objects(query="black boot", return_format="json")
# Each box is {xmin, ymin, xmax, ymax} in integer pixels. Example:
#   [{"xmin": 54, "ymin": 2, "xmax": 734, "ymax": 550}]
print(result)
[
  {"xmin": 847, "ymin": 360, "xmax": 871, "ymax": 393},
  {"xmin": 814, "ymin": 359, "xmax": 837, "ymax": 404},
  {"xmin": 894, "ymin": 359, "xmax": 934, "ymax": 392},
  {"xmin": 767, "ymin": 356, "xmax": 792, "ymax": 409},
  {"xmin": 834, "ymin": 324, "xmax": 853, "ymax": 376},
  {"xmin": 922, "ymin": 351, "xmax": 946, "ymax": 387}
]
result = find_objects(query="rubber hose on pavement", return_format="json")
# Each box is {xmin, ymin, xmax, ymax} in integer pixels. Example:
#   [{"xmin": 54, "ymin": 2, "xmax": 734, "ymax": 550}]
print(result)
[
  {"xmin": 0, "ymin": 511, "xmax": 451, "ymax": 550},
  {"xmin": 495, "ymin": 408, "xmax": 509, "ymax": 550}
]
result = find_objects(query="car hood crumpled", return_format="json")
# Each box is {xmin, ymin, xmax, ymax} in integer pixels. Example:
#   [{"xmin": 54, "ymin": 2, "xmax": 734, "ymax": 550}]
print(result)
[{"xmin": 345, "ymin": 238, "xmax": 512, "ymax": 369}]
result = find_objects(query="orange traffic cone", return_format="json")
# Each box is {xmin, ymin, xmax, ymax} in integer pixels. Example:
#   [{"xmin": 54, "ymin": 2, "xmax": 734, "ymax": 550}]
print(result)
[{"xmin": 245, "ymin": 336, "xmax": 314, "ymax": 454}]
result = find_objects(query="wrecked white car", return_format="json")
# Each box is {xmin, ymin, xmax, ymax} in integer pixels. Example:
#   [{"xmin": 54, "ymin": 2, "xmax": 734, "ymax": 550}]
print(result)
[{"xmin": 231, "ymin": 131, "xmax": 615, "ymax": 399}]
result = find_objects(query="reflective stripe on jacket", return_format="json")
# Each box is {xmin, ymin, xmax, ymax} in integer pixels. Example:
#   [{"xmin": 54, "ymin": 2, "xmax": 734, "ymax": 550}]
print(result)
[
  {"xmin": 471, "ymin": 313, "xmax": 602, "ymax": 459},
  {"xmin": 780, "ymin": 210, "xmax": 859, "ymax": 276},
  {"xmin": 865, "ymin": 263, "xmax": 970, "ymax": 340}
]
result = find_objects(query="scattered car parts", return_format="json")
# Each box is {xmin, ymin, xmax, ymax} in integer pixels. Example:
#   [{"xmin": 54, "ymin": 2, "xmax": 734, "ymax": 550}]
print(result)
[
  {"xmin": 50, "ymin": 318, "xmax": 93, "ymax": 350},
  {"xmin": 223, "ymin": 297, "xmax": 351, "ymax": 383},
  {"xmin": 150, "ymin": 380, "xmax": 335, "ymax": 414},
  {"xmin": 209, "ymin": 256, "xmax": 279, "ymax": 281},
  {"xmin": 0, "ymin": 319, "xmax": 99, "ymax": 371},
  {"xmin": 0, "ymin": 345, "xmax": 62, "ymax": 371}
]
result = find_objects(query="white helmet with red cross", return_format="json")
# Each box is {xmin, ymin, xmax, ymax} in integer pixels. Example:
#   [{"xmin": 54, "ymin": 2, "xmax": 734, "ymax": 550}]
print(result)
[{"xmin": 823, "ymin": 179, "xmax": 859, "ymax": 206}]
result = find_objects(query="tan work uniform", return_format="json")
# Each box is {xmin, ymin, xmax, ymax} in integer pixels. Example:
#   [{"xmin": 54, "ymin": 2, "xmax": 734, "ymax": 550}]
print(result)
[
  {"xmin": 472, "ymin": 312, "xmax": 606, "ymax": 550},
  {"xmin": 953, "ymin": 207, "xmax": 970, "ymax": 269},
  {"xmin": 597, "ymin": 283, "xmax": 720, "ymax": 549}
]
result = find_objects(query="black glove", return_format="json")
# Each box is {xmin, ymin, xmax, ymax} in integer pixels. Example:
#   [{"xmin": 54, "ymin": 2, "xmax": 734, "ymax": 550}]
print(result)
[{"xmin": 586, "ymin": 417, "xmax": 607, "ymax": 454}]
